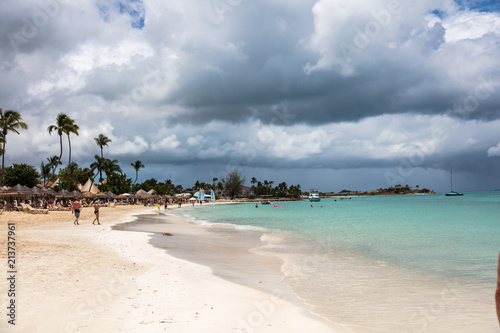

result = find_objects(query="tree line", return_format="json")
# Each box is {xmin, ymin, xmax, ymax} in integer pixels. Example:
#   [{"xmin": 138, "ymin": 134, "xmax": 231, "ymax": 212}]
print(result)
[
  {"xmin": 1, "ymin": 108, "xmax": 303, "ymax": 199},
  {"xmin": 0, "ymin": 108, "xmax": 148, "ymax": 194}
]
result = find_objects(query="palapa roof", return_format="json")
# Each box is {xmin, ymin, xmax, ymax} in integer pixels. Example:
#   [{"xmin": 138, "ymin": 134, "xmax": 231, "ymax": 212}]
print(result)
[
  {"xmin": 2, "ymin": 184, "xmax": 34, "ymax": 195},
  {"xmin": 56, "ymin": 189, "xmax": 72, "ymax": 197},
  {"xmin": 69, "ymin": 190, "xmax": 83, "ymax": 197},
  {"xmin": 104, "ymin": 191, "xmax": 116, "ymax": 198}
]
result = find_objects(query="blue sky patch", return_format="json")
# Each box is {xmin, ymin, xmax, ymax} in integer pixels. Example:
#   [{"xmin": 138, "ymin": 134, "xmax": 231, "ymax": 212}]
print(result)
[
  {"xmin": 118, "ymin": 0, "xmax": 145, "ymax": 29},
  {"xmin": 454, "ymin": 0, "xmax": 500, "ymax": 12},
  {"xmin": 95, "ymin": 0, "xmax": 145, "ymax": 29}
]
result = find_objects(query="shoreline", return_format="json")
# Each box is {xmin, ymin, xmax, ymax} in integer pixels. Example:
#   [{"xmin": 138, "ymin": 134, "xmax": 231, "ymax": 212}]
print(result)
[
  {"xmin": 0, "ymin": 205, "xmax": 347, "ymax": 332},
  {"xmin": 168, "ymin": 200, "xmax": 498, "ymax": 332}
]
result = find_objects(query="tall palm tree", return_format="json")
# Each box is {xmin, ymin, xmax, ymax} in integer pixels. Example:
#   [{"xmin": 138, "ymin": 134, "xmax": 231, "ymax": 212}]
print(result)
[
  {"xmin": 94, "ymin": 134, "xmax": 112, "ymax": 182},
  {"xmin": 0, "ymin": 108, "xmax": 29, "ymax": 186},
  {"xmin": 47, "ymin": 113, "xmax": 74, "ymax": 182},
  {"xmin": 65, "ymin": 118, "xmax": 79, "ymax": 190},
  {"xmin": 131, "ymin": 160, "xmax": 144, "ymax": 185},
  {"xmin": 212, "ymin": 177, "xmax": 218, "ymax": 190},
  {"xmin": 0, "ymin": 132, "xmax": 4, "ymax": 156}
]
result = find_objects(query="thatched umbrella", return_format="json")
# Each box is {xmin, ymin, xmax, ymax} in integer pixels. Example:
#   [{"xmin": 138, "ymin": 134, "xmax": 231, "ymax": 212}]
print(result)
[
  {"xmin": 2, "ymin": 184, "xmax": 34, "ymax": 205},
  {"xmin": 115, "ymin": 194, "xmax": 128, "ymax": 200},
  {"xmin": 82, "ymin": 191, "xmax": 98, "ymax": 199},
  {"xmin": 3, "ymin": 184, "xmax": 34, "ymax": 195},
  {"xmin": 69, "ymin": 190, "xmax": 83, "ymax": 198},
  {"xmin": 105, "ymin": 191, "xmax": 116, "ymax": 199},
  {"xmin": 31, "ymin": 187, "xmax": 44, "ymax": 195},
  {"xmin": 56, "ymin": 189, "xmax": 72, "ymax": 198},
  {"xmin": 41, "ymin": 187, "xmax": 56, "ymax": 196}
]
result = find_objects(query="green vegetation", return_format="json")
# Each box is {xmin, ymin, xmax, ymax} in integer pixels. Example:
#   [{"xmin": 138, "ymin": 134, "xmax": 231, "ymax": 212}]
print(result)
[
  {"xmin": 223, "ymin": 170, "xmax": 246, "ymax": 199},
  {"xmin": 250, "ymin": 177, "xmax": 302, "ymax": 198},
  {"xmin": 3, "ymin": 163, "xmax": 40, "ymax": 188},
  {"xmin": 0, "ymin": 108, "xmax": 28, "ymax": 186}
]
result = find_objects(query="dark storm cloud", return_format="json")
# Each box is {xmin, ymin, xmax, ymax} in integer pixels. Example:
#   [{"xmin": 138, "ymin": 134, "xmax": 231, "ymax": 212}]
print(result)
[{"xmin": 1, "ymin": 0, "xmax": 500, "ymax": 191}]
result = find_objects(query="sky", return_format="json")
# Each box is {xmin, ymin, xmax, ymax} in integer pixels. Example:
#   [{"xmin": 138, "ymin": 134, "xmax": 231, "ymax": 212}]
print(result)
[{"xmin": 1, "ymin": 0, "xmax": 500, "ymax": 193}]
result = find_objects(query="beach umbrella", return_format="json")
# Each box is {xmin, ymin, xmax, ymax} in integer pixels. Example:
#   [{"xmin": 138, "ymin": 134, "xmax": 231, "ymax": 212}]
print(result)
[
  {"xmin": 1, "ymin": 184, "xmax": 34, "ymax": 205},
  {"xmin": 3, "ymin": 184, "xmax": 34, "ymax": 195},
  {"xmin": 31, "ymin": 187, "xmax": 45, "ymax": 195},
  {"xmin": 69, "ymin": 190, "xmax": 83, "ymax": 198},
  {"xmin": 105, "ymin": 191, "xmax": 116, "ymax": 199},
  {"xmin": 41, "ymin": 187, "xmax": 56, "ymax": 194},
  {"xmin": 56, "ymin": 189, "xmax": 72, "ymax": 198},
  {"xmin": 82, "ymin": 191, "xmax": 98, "ymax": 198},
  {"xmin": 115, "ymin": 194, "xmax": 128, "ymax": 200}
]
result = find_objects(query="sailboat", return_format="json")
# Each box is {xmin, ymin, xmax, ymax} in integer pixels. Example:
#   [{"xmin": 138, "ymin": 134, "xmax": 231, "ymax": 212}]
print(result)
[{"xmin": 445, "ymin": 170, "xmax": 463, "ymax": 196}]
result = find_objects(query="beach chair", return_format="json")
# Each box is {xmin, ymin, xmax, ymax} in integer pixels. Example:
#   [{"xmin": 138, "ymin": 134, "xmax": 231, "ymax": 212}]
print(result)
[{"xmin": 21, "ymin": 203, "xmax": 49, "ymax": 214}]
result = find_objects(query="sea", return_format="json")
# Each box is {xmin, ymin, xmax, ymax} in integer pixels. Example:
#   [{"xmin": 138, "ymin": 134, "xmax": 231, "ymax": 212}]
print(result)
[{"xmin": 161, "ymin": 192, "xmax": 500, "ymax": 332}]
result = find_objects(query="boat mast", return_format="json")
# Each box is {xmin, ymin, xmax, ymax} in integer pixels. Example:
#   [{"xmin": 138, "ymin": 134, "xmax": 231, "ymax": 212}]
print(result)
[{"xmin": 450, "ymin": 169, "xmax": 453, "ymax": 192}]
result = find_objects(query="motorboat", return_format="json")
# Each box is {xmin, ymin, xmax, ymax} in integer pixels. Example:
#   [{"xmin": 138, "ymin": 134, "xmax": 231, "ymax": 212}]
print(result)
[{"xmin": 308, "ymin": 189, "xmax": 320, "ymax": 202}]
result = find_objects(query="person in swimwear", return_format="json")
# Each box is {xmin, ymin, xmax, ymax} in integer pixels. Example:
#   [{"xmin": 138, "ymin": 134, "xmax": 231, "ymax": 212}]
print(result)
[
  {"xmin": 92, "ymin": 201, "xmax": 100, "ymax": 225},
  {"xmin": 71, "ymin": 198, "xmax": 82, "ymax": 225}
]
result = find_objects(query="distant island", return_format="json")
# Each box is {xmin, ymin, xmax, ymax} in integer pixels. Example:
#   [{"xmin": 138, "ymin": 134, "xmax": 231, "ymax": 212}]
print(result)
[{"xmin": 323, "ymin": 184, "xmax": 435, "ymax": 197}]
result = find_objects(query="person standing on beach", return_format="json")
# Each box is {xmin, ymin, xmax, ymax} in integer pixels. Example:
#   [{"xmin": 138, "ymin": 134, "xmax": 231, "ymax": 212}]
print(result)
[
  {"xmin": 92, "ymin": 201, "xmax": 100, "ymax": 225},
  {"xmin": 496, "ymin": 251, "xmax": 500, "ymax": 326},
  {"xmin": 71, "ymin": 198, "xmax": 82, "ymax": 225}
]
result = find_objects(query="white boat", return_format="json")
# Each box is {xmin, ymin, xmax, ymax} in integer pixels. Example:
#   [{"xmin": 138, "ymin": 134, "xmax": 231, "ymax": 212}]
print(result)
[
  {"xmin": 445, "ymin": 170, "xmax": 463, "ymax": 196},
  {"xmin": 308, "ymin": 189, "xmax": 321, "ymax": 202}
]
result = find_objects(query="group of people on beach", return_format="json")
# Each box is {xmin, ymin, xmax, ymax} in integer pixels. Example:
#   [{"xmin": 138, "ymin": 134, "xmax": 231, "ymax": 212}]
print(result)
[{"xmin": 71, "ymin": 198, "xmax": 100, "ymax": 225}]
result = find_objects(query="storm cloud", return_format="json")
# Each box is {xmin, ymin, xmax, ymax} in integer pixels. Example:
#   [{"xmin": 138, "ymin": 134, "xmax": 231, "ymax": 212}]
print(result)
[{"xmin": 1, "ymin": 0, "xmax": 500, "ymax": 192}]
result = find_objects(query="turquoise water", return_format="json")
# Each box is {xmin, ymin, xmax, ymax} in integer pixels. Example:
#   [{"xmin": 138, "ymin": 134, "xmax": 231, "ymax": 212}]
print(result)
[{"xmin": 170, "ymin": 192, "xmax": 500, "ymax": 332}]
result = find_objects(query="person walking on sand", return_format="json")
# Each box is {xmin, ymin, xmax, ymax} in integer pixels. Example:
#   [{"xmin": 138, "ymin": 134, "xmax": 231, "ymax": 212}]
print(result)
[
  {"xmin": 92, "ymin": 201, "xmax": 100, "ymax": 225},
  {"xmin": 71, "ymin": 198, "xmax": 82, "ymax": 225}
]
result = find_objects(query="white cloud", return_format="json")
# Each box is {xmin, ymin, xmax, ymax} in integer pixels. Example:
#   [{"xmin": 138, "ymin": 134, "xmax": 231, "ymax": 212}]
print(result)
[
  {"xmin": 443, "ymin": 11, "xmax": 500, "ymax": 43},
  {"xmin": 151, "ymin": 135, "xmax": 180, "ymax": 151},
  {"xmin": 112, "ymin": 136, "xmax": 149, "ymax": 155},
  {"xmin": 487, "ymin": 142, "xmax": 500, "ymax": 157}
]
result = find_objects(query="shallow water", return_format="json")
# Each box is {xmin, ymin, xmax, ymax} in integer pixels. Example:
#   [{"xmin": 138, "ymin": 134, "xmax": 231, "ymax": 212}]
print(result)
[{"xmin": 169, "ymin": 193, "xmax": 500, "ymax": 332}]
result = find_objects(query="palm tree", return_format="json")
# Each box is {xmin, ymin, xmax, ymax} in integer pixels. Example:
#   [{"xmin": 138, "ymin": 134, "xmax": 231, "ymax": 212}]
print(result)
[
  {"xmin": 0, "ymin": 132, "xmax": 4, "ymax": 156},
  {"xmin": 94, "ymin": 134, "xmax": 112, "ymax": 182},
  {"xmin": 251, "ymin": 177, "xmax": 257, "ymax": 186},
  {"xmin": 65, "ymin": 118, "xmax": 79, "ymax": 190},
  {"xmin": 40, "ymin": 161, "xmax": 51, "ymax": 187},
  {"xmin": 0, "ymin": 108, "xmax": 29, "ymax": 186},
  {"xmin": 102, "ymin": 158, "xmax": 122, "ymax": 180},
  {"xmin": 89, "ymin": 154, "xmax": 105, "ymax": 190},
  {"xmin": 212, "ymin": 177, "xmax": 218, "ymax": 190},
  {"xmin": 131, "ymin": 160, "xmax": 145, "ymax": 185},
  {"xmin": 47, "ymin": 113, "xmax": 74, "ymax": 182}
]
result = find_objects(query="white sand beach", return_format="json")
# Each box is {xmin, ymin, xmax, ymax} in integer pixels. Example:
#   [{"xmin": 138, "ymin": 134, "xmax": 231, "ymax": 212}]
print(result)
[{"xmin": 0, "ymin": 205, "xmax": 348, "ymax": 332}]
